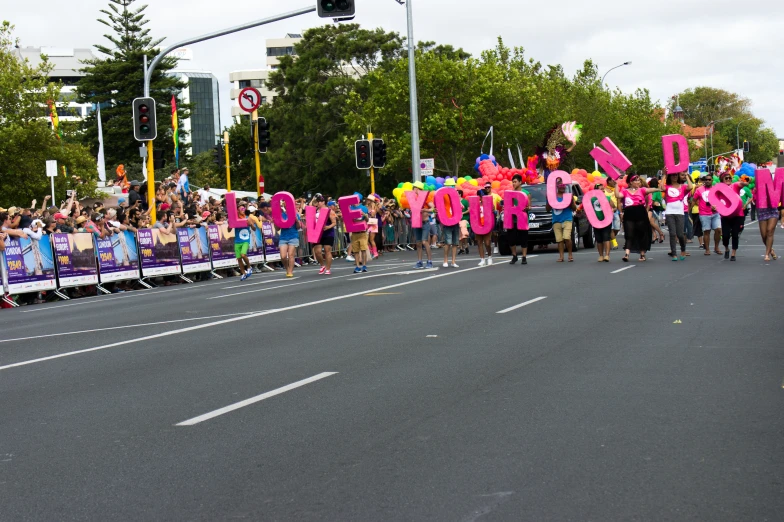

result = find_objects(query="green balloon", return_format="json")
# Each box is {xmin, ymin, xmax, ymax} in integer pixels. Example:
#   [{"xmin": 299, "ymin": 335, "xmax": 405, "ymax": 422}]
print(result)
[
  {"xmin": 397, "ymin": 182, "xmax": 404, "ymax": 189},
  {"xmin": 464, "ymin": 175, "xmax": 472, "ymax": 181},
  {"xmin": 713, "ymin": 176, "xmax": 720, "ymax": 184}
]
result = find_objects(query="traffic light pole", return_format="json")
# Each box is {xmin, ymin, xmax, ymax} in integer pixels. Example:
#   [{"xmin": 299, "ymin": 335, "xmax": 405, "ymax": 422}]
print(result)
[
  {"xmin": 252, "ymin": 110, "xmax": 262, "ymax": 197},
  {"xmin": 146, "ymin": 141, "xmax": 157, "ymax": 224},
  {"xmin": 368, "ymin": 131, "xmax": 375, "ymax": 195},
  {"xmin": 223, "ymin": 131, "xmax": 231, "ymax": 191}
]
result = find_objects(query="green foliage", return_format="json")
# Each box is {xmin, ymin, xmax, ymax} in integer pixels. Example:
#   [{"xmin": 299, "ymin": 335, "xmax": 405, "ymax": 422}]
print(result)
[
  {"xmin": 0, "ymin": 21, "xmax": 97, "ymax": 205},
  {"xmin": 76, "ymin": 0, "xmax": 190, "ymax": 178}
]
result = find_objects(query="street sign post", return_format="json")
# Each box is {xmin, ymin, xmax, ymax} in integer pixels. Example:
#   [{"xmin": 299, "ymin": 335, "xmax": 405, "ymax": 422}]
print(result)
[
  {"xmin": 238, "ymin": 87, "xmax": 262, "ymax": 113},
  {"xmin": 419, "ymin": 158, "xmax": 434, "ymax": 178},
  {"xmin": 46, "ymin": 160, "xmax": 57, "ymax": 202}
]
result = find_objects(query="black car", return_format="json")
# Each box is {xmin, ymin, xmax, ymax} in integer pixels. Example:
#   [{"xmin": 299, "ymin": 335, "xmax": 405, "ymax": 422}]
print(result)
[{"xmin": 498, "ymin": 183, "xmax": 594, "ymax": 255}]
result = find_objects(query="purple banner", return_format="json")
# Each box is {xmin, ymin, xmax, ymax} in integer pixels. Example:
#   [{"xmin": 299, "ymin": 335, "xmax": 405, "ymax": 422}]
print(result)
[
  {"xmin": 95, "ymin": 230, "xmax": 139, "ymax": 283},
  {"xmin": 52, "ymin": 233, "xmax": 98, "ymax": 288},
  {"xmin": 137, "ymin": 228, "xmax": 181, "ymax": 277},
  {"xmin": 207, "ymin": 224, "xmax": 238, "ymax": 269},
  {"xmin": 2, "ymin": 235, "xmax": 56, "ymax": 294},
  {"xmin": 260, "ymin": 221, "xmax": 281, "ymax": 262},
  {"xmin": 177, "ymin": 226, "xmax": 211, "ymax": 274}
]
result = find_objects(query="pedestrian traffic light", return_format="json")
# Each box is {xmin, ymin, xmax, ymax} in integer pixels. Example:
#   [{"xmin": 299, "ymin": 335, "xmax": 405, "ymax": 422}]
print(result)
[
  {"xmin": 212, "ymin": 146, "xmax": 222, "ymax": 166},
  {"xmin": 132, "ymin": 97, "xmax": 157, "ymax": 141},
  {"xmin": 318, "ymin": 0, "xmax": 355, "ymax": 18},
  {"xmin": 743, "ymin": 140, "xmax": 750, "ymax": 153},
  {"xmin": 152, "ymin": 149, "xmax": 166, "ymax": 169},
  {"xmin": 371, "ymin": 138, "xmax": 387, "ymax": 168},
  {"xmin": 258, "ymin": 117, "xmax": 270, "ymax": 154},
  {"xmin": 355, "ymin": 139, "xmax": 371, "ymax": 169}
]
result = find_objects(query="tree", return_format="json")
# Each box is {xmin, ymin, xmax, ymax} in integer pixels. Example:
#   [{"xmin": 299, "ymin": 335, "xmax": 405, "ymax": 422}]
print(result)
[
  {"xmin": 76, "ymin": 0, "xmax": 190, "ymax": 177},
  {"xmin": 0, "ymin": 21, "xmax": 98, "ymax": 205}
]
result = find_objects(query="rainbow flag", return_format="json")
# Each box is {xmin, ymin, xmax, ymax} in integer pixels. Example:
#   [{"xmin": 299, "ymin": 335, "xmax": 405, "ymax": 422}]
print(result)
[
  {"xmin": 49, "ymin": 101, "xmax": 61, "ymax": 139},
  {"xmin": 172, "ymin": 95, "xmax": 179, "ymax": 168}
]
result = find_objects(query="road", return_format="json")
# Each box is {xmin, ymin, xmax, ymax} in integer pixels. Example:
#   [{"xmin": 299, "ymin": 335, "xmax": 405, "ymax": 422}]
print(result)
[{"xmin": 1, "ymin": 223, "xmax": 783, "ymax": 521}]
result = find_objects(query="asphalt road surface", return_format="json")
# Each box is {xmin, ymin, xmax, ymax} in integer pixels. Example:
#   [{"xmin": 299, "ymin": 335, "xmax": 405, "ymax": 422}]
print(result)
[{"xmin": 2, "ymin": 223, "xmax": 783, "ymax": 521}]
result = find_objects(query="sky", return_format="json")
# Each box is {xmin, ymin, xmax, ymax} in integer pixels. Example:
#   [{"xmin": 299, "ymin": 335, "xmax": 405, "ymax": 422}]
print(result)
[{"xmin": 8, "ymin": 0, "xmax": 784, "ymax": 139}]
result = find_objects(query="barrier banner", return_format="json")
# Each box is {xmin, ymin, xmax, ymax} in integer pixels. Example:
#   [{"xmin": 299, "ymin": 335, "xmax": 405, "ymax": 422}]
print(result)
[
  {"xmin": 208, "ymin": 224, "xmax": 239, "ymax": 268},
  {"xmin": 95, "ymin": 230, "xmax": 139, "ymax": 283},
  {"xmin": 248, "ymin": 226, "xmax": 265, "ymax": 264},
  {"xmin": 2, "ymin": 236, "xmax": 57, "ymax": 294},
  {"xmin": 137, "ymin": 228, "xmax": 181, "ymax": 277},
  {"xmin": 260, "ymin": 221, "xmax": 281, "ymax": 262},
  {"xmin": 177, "ymin": 226, "xmax": 211, "ymax": 274},
  {"xmin": 52, "ymin": 233, "xmax": 99, "ymax": 287}
]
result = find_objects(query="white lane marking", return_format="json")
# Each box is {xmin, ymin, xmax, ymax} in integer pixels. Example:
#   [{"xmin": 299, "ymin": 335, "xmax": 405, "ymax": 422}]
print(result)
[
  {"xmin": 426, "ymin": 335, "xmax": 438, "ymax": 338},
  {"xmin": 0, "ymin": 312, "xmax": 258, "ymax": 345},
  {"xmin": 222, "ymin": 277, "xmax": 298, "ymax": 290},
  {"xmin": 611, "ymin": 265, "xmax": 636, "ymax": 274},
  {"xmin": 496, "ymin": 296, "xmax": 548, "ymax": 314},
  {"xmin": 176, "ymin": 372, "xmax": 338, "ymax": 426},
  {"xmin": 0, "ymin": 264, "xmax": 488, "ymax": 371}
]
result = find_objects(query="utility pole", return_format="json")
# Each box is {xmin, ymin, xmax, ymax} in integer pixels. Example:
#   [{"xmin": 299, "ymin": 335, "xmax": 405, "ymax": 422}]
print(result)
[
  {"xmin": 403, "ymin": 0, "xmax": 421, "ymax": 183},
  {"xmin": 223, "ymin": 131, "xmax": 231, "ymax": 191}
]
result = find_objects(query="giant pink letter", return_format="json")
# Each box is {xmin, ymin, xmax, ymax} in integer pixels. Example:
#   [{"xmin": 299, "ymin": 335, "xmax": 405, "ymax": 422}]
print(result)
[
  {"xmin": 583, "ymin": 189, "xmax": 613, "ymax": 229},
  {"xmin": 305, "ymin": 205, "xmax": 329, "ymax": 244},
  {"xmin": 270, "ymin": 191, "xmax": 296, "ymax": 229},
  {"xmin": 434, "ymin": 187, "xmax": 462, "ymax": 227},
  {"xmin": 338, "ymin": 195, "xmax": 367, "ymax": 233},
  {"xmin": 468, "ymin": 196, "xmax": 495, "ymax": 235},
  {"xmin": 708, "ymin": 184, "xmax": 741, "ymax": 217},
  {"xmin": 661, "ymin": 134, "xmax": 690, "ymax": 174},
  {"xmin": 755, "ymin": 168, "xmax": 784, "ymax": 209},
  {"xmin": 405, "ymin": 190, "xmax": 430, "ymax": 228},
  {"xmin": 503, "ymin": 191, "xmax": 529, "ymax": 230},
  {"xmin": 589, "ymin": 137, "xmax": 632, "ymax": 180},
  {"xmin": 546, "ymin": 170, "xmax": 573, "ymax": 209},
  {"xmin": 225, "ymin": 192, "xmax": 248, "ymax": 229}
]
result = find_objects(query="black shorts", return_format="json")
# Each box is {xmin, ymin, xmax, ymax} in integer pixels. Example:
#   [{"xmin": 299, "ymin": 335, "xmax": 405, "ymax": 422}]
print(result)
[
  {"xmin": 594, "ymin": 225, "xmax": 612, "ymax": 243},
  {"xmin": 313, "ymin": 236, "xmax": 334, "ymax": 247},
  {"xmin": 507, "ymin": 228, "xmax": 529, "ymax": 248}
]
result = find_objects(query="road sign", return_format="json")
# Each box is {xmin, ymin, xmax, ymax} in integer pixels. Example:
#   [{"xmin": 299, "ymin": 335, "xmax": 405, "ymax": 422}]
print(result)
[
  {"xmin": 238, "ymin": 87, "xmax": 262, "ymax": 113},
  {"xmin": 420, "ymin": 158, "xmax": 434, "ymax": 170},
  {"xmin": 46, "ymin": 160, "xmax": 58, "ymax": 178},
  {"xmin": 420, "ymin": 169, "xmax": 434, "ymax": 178}
]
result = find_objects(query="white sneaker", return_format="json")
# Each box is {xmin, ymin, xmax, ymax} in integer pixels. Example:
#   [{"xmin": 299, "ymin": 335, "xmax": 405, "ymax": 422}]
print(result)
[
  {"xmin": 451, "ymin": 263, "xmax": 459, "ymax": 268},
  {"xmin": 346, "ymin": 255, "xmax": 355, "ymax": 262},
  {"xmin": 487, "ymin": 257, "xmax": 493, "ymax": 265},
  {"xmin": 493, "ymin": 246, "xmax": 499, "ymax": 254},
  {"xmin": 442, "ymin": 262, "xmax": 449, "ymax": 268},
  {"xmin": 478, "ymin": 259, "xmax": 486, "ymax": 266}
]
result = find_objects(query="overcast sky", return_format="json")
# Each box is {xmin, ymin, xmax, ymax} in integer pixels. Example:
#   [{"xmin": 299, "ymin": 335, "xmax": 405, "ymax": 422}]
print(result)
[{"xmin": 9, "ymin": 0, "xmax": 784, "ymax": 138}]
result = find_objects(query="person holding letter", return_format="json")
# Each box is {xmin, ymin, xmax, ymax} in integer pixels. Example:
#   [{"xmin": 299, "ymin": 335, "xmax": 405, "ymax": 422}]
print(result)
[
  {"xmin": 546, "ymin": 180, "xmax": 577, "ymax": 263},
  {"xmin": 662, "ymin": 168, "xmax": 693, "ymax": 261},
  {"xmin": 590, "ymin": 183, "xmax": 616, "ymax": 262},
  {"xmin": 507, "ymin": 175, "xmax": 531, "ymax": 265},
  {"xmin": 692, "ymin": 174, "xmax": 722, "ymax": 256},
  {"xmin": 615, "ymin": 175, "xmax": 660, "ymax": 262},
  {"xmin": 718, "ymin": 172, "xmax": 749, "ymax": 261}
]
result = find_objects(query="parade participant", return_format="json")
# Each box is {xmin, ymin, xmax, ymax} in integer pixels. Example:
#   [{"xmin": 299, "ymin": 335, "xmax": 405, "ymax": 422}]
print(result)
[
  {"xmin": 662, "ymin": 168, "xmax": 693, "ymax": 261},
  {"xmin": 475, "ymin": 189, "xmax": 494, "ymax": 266},
  {"xmin": 719, "ymin": 172, "xmax": 748, "ymax": 261},
  {"xmin": 680, "ymin": 172, "xmax": 694, "ymax": 243},
  {"xmin": 366, "ymin": 195, "xmax": 380, "ymax": 259},
  {"xmin": 590, "ymin": 183, "xmax": 616, "ymax": 262},
  {"xmin": 756, "ymin": 185, "xmax": 779, "ymax": 262},
  {"xmin": 277, "ymin": 201, "xmax": 301, "ymax": 278},
  {"xmin": 604, "ymin": 178, "xmax": 621, "ymax": 249},
  {"xmin": 615, "ymin": 174, "xmax": 659, "ymax": 262},
  {"xmin": 647, "ymin": 178, "xmax": 666, "ymax": 244},
  {"xmin": 312, "ymin": 195, "xmax": 337, "ymax": 275},
  {"xmin": 230, "ymin": 205, "xmax": 253, "ymax": 281},
  {"xmin": 546, "ymin": 180, "xmax": 577, "ymax": 263},
  {"xmin": 508, "ymin": 174, "xmax": 531, "ymax": 265},
  {"xmin": 349, "ymin": 195, "xmax": 370, "ymax": 273},
  {"xmin": 692, "ymin": 174, "xmax": 722, "ymax": 256},
  {"xmin": 412, "ymin": 182, "xmax": 434, "ymax": 270},
  {"xmin": 441, "ymin": 179, "xmax": 460, "ymax": 268},
  {"xmin": 458, "ymin": 189, "xmax": 470, "ymax": 255}
]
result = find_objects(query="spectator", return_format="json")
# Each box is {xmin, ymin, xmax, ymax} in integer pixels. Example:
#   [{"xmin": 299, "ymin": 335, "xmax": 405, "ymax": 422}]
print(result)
[{"xmin": 128, "ymin": 180, "xmax": 143, "ymax": 208}]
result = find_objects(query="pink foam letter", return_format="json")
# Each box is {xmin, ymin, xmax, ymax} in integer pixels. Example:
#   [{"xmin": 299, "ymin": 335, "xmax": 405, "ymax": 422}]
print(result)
[
  {"xmin": 305, "ymin": 205, "xmax": 329, "ymax": 244},
  {"xmin": 468, "ymin": 196, "xmax": 495, "ymax": 235},
  {"xmin": 755, "ymin": 168, "xmax": 784, "ymax": 209},
  {"xmin": 583, "ymin": 189, "xmax": 614, "ymax": 229},
  {"xmin": 405, "ymin": 190, "xmax": 430, "ymax": 229},
  {"xmin": 589, "ymin": 137, "xmax": 632, "ymax": 180},
  {"xmin": 503, "ymin": 191, "xmax": 529, "ymax": 230},
  {"xmin": 338, "ymin": 195, "xmax": 367, "ymax": 233},
  {"xmin": 225, "ymin": 192, "xmax": 248, "ymax": 229},
  {"xmin": 708, "ymin": 184, "xmax": 741, "ymax": 217},
  {"xmin": 661, "ymin": 134, "xmax": 690, "ymax": 174},
  {"xmin": 434, "ymin": 187, "xmax": 462, "ymax": 227},
  {"xmin": 546, "ymin": 170, "xmax": 573, "ymax": 209},
  {"xmin": 270, "ymin": 192, "xmax": 296, "ymax": 229}
]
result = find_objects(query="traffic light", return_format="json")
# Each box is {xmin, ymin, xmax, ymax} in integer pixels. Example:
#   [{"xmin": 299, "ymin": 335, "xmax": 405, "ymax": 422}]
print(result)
[
  {"xmin": 355, "ymin": 139, "xmax": 371, "ymax": 169},
  {"xmin": 743, "ymin": 140, "xmax": 750, "ymax": 153},
  {"xmin": 317, "ymin": 0, "xmax": 355, "ymax": 18},
  {"xmin": 132, "ymin": 97, "xmax": 157, "ymax": 141},
  {"xmin": 372, "ymin": 138, "xmax": 387, "ymax": 168},
  {"xmin": 258, "ymin": 117, "xmax": 270, "ymax": 153},
  {"xmin": 212, "ymin": 146, "xmax": 222, "ymax": 166},
  {"xmin": 152, "ymin": 149, "xmax": 166, "ymax": 169}
]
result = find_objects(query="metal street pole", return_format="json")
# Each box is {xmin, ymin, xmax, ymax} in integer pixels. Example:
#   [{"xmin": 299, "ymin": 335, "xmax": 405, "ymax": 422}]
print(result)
[
  {"xmin": 405, "ymin": 0, "xmax": 421, "ymax": 183},
  {"xmin": 736, "ymin": 117, "xmax": 753, "ymax": 150},
  {"xmin": 223, "ymin": 131, "xmax": 231, "ymax": 191},
  {"xmin": 252, "ymin": 110, "xmax": 261, "ymax": 197}
]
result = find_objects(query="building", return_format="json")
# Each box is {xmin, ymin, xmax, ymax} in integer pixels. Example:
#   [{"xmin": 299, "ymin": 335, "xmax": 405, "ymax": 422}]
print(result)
[
  {"xmin": 167, "ymin": 70, "xmax": 221, "ymax": 156},
  {"xmin": 228, "ymin": 33, "xmax": 302, "ymax": 120},
  {"xmin": 13, "ymin": 46, "xmax": 97, "ymax": 123}
]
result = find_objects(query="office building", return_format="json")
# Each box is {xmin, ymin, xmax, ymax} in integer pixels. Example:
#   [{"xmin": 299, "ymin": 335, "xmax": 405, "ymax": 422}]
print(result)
[{"xmin": 167, "ymin": 70, "xmax": 221, "ymax": 156}]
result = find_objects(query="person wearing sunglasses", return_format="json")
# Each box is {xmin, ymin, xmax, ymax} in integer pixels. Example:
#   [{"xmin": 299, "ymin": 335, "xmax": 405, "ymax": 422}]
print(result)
[{"xmin": 719, "ymin": 172, "xmax": 749, "ymax": 261}]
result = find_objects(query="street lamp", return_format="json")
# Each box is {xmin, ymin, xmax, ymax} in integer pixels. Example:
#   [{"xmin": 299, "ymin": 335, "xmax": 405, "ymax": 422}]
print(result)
[
  {"xmin": 709, "ymin": 117, "xmax": 733, "ymax": 161},
  {"xmin": 601, "ymin": 61, "xmax": 632, "ymax": 86},
  {"xmin": 735, "ymin": 117, "xmax": 753, "ymax": 150}
]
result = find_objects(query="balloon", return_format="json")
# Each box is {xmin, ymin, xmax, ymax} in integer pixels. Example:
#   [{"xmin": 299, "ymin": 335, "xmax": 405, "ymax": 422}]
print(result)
[
  {"xmin": 397, "ymin": 182, "xmax": 404, "ymax": 189},
  {"xmin": 403, "ymin": 182, "xmax": 413, "ymax": 191},
  {"xmin": 400, "ymin": 194, "xmax": 409, "ymax": 209},
  {"xmin": 469, "ymin": 179, "xmax": 478, "ymax": 186},
  {"xmin": 393, "ymin": 188, "xmax": 403, "ymax": 198},
  {"xmin": 457, "ymin": 177, "xmax": 466, "ymax": 185},
  {"xmin": 464, "ymin": 175, "xmax": 472, "ymax": 181},
  {"xmin": 491, "ymin": 180, "xmax": 500, "ymax": 189}
]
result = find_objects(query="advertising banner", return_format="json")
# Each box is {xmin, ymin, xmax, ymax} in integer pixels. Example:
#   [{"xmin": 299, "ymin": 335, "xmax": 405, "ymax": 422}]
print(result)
[
  {"xmin": 207, "ymin": 224, "xmax": 238, "ymax": 269},
  {"xmin": 52, "ymin": 233, "xmax": 98, "ymax": 287},
  {"xmin": 1, "ymin": 235, "xmax": 57, "ymax": 294},
  {"xmin": 137, "ymin": 228, "xmax": 182, "ymax": 277},
  {"xmin": 95, "ymin": 230, "xmax": 139, "ymax": 283},
  {"xmin": 260, "ymin": 221, "xmax": 281, "ymax": 262},
  {"xmin": 248, "ymin": 226, "xmax": 265, "ymax": 264},
  {"xmin": 177, "ymin": 226, "xmax": 211, "ymax": 274}
]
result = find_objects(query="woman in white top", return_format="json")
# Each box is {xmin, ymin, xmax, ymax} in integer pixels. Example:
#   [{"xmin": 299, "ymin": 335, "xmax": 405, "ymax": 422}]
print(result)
[{"xmin": 662, "ymin": 168, "xmax": 694, "ymax": 261}]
